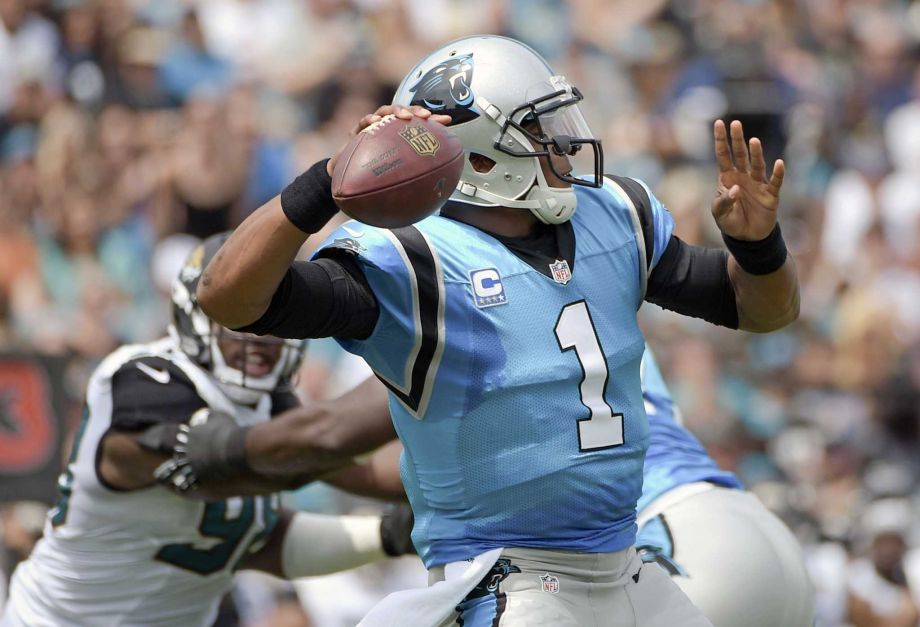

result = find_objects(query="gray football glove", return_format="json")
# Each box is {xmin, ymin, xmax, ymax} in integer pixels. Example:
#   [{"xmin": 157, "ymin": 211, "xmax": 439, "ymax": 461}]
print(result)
[{"xmin": 138, "ymin": 409, "xmax": 250, "ymax": 494}]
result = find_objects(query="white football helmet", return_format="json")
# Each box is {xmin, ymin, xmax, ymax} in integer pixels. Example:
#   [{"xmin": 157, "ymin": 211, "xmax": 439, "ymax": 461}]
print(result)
[
  {"xmin": 169, "ymin": 233, "xmax": 306, "ymax": 405},
  {"xmin": 393, "ymin": 35, "xmax": 603, "ymax": 224}
]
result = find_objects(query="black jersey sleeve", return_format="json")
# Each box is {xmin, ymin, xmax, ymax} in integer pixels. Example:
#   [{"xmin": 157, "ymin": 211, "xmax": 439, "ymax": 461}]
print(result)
[
  {"xmin": 110, "ymin": 357, "xmax": 207, "ymax": 431},
  {"xmin": 645, "ymin": 235, "xmax": 739, "ymax": 329},
  {"xmin": 235, "ymin": 250, "xmax": 379, "ymax": 341}
]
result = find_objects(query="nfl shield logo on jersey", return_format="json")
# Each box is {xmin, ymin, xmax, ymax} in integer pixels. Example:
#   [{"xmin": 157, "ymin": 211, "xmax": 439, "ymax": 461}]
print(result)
[
  {"xmin": 469, "ymin": 268, "xmax": 508, "ymax": 308},
  {"xmin": 549, "ymin": 259, "xmax": 572, "ymax": 284},
  {"xmin": 540, "ymin": 573, "xmax": 560, "ymax": 594}
]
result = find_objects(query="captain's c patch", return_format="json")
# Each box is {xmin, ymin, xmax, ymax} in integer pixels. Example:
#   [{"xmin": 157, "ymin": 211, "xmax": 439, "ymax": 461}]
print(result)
[{"xmin": 469, "ymin": 268, "xmax": 507, "ymax": 308}]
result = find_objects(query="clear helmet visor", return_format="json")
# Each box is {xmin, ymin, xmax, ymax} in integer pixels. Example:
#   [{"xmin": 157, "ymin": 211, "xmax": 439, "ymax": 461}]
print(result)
[
  {"xmin": 498, "ymin": 76, "xmax": 604, "ymax": 187},
  {"xmin": 538, "ymin": 99, "xmax": 599, "ymax": 183},
  {"xmin": 522, "ymin": 77, "xmax": 596, "ymax": 140}
]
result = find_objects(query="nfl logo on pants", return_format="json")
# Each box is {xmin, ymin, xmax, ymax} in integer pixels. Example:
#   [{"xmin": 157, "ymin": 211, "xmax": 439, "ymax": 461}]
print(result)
[{"xmin": 540, "ymin": 573, "xmax": 560, "ymax": 594}]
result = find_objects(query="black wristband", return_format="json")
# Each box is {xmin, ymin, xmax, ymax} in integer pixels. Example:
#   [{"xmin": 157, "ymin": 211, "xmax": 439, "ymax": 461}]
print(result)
[
  {"xmin": 280, "ymin": 159, "xmax": 338, "ymax": 234},
  {"xmin": 722, "ymin": 224, "xmax": 788, "ymax": 276}
]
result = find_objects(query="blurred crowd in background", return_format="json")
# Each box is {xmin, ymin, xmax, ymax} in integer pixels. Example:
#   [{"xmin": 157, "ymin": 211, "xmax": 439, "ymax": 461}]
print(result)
[{"xmin": 1, "ymin": 0, "xmax": 920, "ymax": 625}]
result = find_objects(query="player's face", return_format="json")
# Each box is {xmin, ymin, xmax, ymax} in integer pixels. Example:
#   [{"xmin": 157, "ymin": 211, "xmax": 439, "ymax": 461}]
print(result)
[
  {"xmin": 541, "ymin": 150, "xmax": 573, "ymax": 189},
  {"xmin": 214, "ymin": 327, "xmax": 284, "ymax": 377},
  {"xmin": 523, "ymin": 119, "xmax": 572, "ymax": 189}
]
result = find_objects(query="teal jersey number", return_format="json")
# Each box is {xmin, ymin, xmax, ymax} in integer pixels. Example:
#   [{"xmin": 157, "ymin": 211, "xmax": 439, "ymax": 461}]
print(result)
[
  {"xmin": 156, "ymin": 495, "xmax": 279, "ymax": 576},
  {"xmin": 50, "ymin": 406, "xmax": 90, "ymax": 527},
  {"xmin": 49, "ymin": 404, "xmax": 280, "ymax": 576}
]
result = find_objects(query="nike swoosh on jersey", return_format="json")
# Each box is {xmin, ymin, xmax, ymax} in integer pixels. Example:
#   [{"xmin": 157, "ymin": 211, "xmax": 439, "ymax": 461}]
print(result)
[
  {"xmin": 136, "ymin": 362, "xmax": 171, "ymax": 384},
  {"xmin": 342, "ymin": 224, "xmax": 365, "ymax": 237}
]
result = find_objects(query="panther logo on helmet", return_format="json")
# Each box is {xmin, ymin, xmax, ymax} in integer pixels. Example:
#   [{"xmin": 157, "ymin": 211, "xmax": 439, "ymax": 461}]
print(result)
[
  {"xmin": 395, "ymin": 36, "xmax": 603, "ymax": 225},
  {"xmin": 408, "ymin": 54, "xmax": 478, "ymax": 124}
]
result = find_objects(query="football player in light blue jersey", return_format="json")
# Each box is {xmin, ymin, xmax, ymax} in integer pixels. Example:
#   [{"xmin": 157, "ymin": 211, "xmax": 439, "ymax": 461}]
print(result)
[
  {"xmin": 195, "ymin": 34, "xmax": 800, "ymax": 626},
  {"xmin": 637, "ymin": 346, "xmax": 743, "ymax": 516},
  {"xmin": 158, "ymin": 348, "xmax": 815, "ymax": 627},
  {"xmin": 637, "ymin": 346, "xmax": 815, "ymax": 627}
]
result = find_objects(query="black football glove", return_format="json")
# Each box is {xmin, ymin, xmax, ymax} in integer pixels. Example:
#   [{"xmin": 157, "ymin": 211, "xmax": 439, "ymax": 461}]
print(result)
[
  {"xmin": 379, "ymin": 503, "xmax": 417, "ymax": 557},
  {"xmin": 137, "ymin": 410, "xmax": 250, "ymax": 493}
]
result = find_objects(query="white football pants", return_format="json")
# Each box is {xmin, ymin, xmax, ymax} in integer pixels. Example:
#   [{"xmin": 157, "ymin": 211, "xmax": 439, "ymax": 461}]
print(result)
[{"xmin": 637, "ymin": 483, "xmax": 816, "ymax": 627}]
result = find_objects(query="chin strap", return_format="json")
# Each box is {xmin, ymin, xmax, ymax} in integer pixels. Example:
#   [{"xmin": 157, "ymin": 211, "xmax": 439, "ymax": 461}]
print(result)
[
  {"xmin": 456, "ymin": 180, "xmax": 540, "ymax": 209},
  {"xmin": 455, "ymin": 173, "xmax": 577, "ymax": 225},
  {"xmin": 525, "ymin": 166, "xmax": 578, "ymax": 224}
]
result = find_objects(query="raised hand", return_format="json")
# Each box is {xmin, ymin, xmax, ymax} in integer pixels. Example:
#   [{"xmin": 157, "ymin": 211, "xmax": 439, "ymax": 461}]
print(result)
[
  {"xmin": 711, "ymin": 120, "xmax": 785, "ymax": 241},
  {"xmin": 327, "ymin": 105, "xmax": 452, "ymax": 176}
]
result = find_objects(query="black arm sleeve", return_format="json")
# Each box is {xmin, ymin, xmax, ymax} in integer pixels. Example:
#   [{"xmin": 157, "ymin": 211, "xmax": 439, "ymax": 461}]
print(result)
[
  {"xmin": 646, "ymin": 236, "xmax": 739, "ymax": 329},
  {"xmin": 235, "ymin": 251, "xmax": 379, "ymax": 340}
]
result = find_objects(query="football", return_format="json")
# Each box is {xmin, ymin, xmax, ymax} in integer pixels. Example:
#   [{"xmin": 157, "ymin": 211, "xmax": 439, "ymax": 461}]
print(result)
[{"xmin": 331, "ymin": 115, "xmax": 464, "ymax": 228}]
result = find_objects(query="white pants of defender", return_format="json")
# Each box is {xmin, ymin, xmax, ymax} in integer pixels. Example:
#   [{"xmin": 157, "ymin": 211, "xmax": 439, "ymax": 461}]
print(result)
[
  {"xmin": 638, "ymin": 483, "xmax": 816, "ymax": 627},
  {"xmin": 432, "ymin": 546, "xmax": 712, "ymax": 627}
]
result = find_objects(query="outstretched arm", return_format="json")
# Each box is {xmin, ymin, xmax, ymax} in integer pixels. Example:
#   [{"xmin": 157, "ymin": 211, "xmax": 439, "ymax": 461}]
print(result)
[
  {"xmin": 97, "ymin": 358, "xmax": 315, "ymax": 500},
  {"xmin": 197, "ymin": 105, "xmax": 449, "ymax": 332},
  {"xmin": 241, "ymin": 504, "xmax": 417, "ymax": 577},
  {"xmin": 101, "ymin": 431, "xmax": 313, "ymax": 499},
  {"xmin": 711, "ymin": 120, "xmax": 799, "ymax": 332},
  {"xmin": 324, "ymin": 440, "xmax": 407, "ymax": 501},
  {"xmin": 141, "ymin": 376, "xmax": 398, "ymax": 498},
  {"xmin": 645, "ymin": 120, "xmax": 799, "ymax": 333},
  {"xmin": 245, "ymin": 376, "xmax": 395, "ymax": 477}
]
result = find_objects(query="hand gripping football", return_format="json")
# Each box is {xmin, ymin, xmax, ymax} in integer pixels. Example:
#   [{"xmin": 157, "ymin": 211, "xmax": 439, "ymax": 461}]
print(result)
[{"xmin": 331, "ymin": 115, "xmax": 464, "ymax": 228}]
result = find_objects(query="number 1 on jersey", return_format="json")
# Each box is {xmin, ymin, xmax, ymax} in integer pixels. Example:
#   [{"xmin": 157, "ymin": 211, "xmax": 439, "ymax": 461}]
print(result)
[{"xmin": 554, "ymin": 301, "xmax": 624, "ymax": 451}]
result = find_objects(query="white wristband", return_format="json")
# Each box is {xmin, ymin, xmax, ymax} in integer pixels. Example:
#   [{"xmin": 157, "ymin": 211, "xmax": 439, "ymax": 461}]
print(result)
[{"xmin": 281, "ymin": 512, "xmax": 386, "ymax": 579}]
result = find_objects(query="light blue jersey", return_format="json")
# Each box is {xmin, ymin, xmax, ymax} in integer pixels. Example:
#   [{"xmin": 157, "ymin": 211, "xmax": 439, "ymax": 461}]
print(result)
[
  {"xmin": 638, "ymin": 347, "xmax": 742, "ymax": 514},
  {"xmin": 317, "ymin": 180, "xmax": 672, "ymax": 567}
]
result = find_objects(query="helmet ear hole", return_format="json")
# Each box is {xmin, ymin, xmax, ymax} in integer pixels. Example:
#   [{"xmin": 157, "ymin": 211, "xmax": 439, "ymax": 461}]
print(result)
[{"xmin": 469, "ymin": 152, "xmax": 496, "ymax": 173}]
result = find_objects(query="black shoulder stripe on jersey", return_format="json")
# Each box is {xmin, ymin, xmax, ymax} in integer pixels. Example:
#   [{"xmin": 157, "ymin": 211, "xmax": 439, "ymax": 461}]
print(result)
[
  {"xmin": 110, "ymin": 356, "xmax": 206, "ymax": 431},
  {"xmin": 605, "ymin": 174, "xmax": 654, "ymax": 270},
  {"xmin": 376, "ymin": 226, "xmax": 444, "ymax": 417}
]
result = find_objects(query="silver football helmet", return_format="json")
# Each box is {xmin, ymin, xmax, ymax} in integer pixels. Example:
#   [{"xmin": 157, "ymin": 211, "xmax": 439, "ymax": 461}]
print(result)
[
  {"xmin": 393, "ymin": 35, "xmax": 603, "ymax": 224},
  {"xmin": 169, "ymin": 233, "xmax": 306, "ymax": 405}
]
